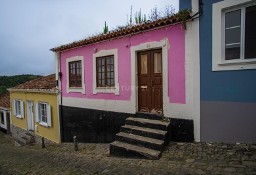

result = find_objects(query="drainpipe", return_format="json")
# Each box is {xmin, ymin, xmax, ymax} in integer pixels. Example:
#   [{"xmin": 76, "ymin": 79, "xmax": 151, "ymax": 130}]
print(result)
[
  {"xmin": 190, "ymin": 0, "xmax": 203, "ymax": 20},
  {"xmin": 55, "ymin": 52, "xmax": 63, "ymax": 142}
]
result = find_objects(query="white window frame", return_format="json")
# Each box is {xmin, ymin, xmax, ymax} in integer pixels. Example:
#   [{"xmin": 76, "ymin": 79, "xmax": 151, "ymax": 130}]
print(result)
[
  {"xmin": 66, "ymin": 56, "xmax": 85, "ymax": 94},
  {"xmin": 0, "ymin": 110, "xmax": 6, "ymax": 129},
  {"xmin": 212, "ymin": 0, "xmax": 256, "ymax": 71},
  {"xmin": 93, "ymin": 49, "xmax": 119, "ymax": 95},
  {"xmin": 13, "ymin": 99, "xmax": 24, "ymax": 119},
  {"xmin": 36, "ymin": 102, "xmax": 52, "ymax": 127}
]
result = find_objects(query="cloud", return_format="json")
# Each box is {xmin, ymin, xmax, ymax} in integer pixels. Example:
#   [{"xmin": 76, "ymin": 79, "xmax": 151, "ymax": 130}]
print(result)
[{"xmin": 0, "ymin": 0, "xmax": 178, "ymax": 75}]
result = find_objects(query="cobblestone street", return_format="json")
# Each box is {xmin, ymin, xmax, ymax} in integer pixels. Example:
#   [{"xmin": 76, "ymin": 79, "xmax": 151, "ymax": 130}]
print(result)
[{"xmin": 0, "ymin": 132, "xmax": 256, "ymax": 175}]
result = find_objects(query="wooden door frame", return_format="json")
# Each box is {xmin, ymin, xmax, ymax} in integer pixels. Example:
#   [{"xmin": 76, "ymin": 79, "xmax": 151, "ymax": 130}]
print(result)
[{"xmin": 137, "ymin": 49, "xmax": 163, "ymax": 113}]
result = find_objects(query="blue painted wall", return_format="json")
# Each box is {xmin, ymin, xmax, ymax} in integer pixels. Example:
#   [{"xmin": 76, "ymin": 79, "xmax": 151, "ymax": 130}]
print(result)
[
  {"xmin": 181, "ymin": 0, "xmax": 256, "ymax": 103},
  {"xmin": 179, "ymin": 0, "xmax": 192, "ymax": 11}
]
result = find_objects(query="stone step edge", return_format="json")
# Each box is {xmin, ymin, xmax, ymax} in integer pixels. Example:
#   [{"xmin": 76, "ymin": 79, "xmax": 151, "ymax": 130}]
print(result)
[
  {"xmin": 122, "ymin": 125, "xmax": 167, "ymax": 135},
  {"xmin": 116, "ymin": 132, "xmax": 164, "ymax": 146},
  {"xmin": 110, "ymin": 141, "xmax": 161, "ymax": 159},
  {"xmin": 126, "ymin": 117, "xmax": 170, "ymax": 127}
]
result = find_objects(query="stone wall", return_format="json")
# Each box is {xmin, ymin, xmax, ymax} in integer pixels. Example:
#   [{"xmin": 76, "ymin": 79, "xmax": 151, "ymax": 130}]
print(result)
[{"xmin": 11, "ymin": 124, "xmax": 56, "ymax": 146}]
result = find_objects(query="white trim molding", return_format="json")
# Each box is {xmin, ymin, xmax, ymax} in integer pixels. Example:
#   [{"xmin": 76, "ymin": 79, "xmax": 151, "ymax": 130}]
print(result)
[
  {"xmin": 130, "ymin": 39, "xmax": 168, "ymax": 114},
  {"xmin": 212, "ymin": 0, "xmax": 256, "ymax": 71},
  {"xmin": 93, "ymin": 49, "xmax": 119, "ymax": 95},
  {"xmin": 66, "ymin": 56, "xmax": 85, "ymax": 94}
]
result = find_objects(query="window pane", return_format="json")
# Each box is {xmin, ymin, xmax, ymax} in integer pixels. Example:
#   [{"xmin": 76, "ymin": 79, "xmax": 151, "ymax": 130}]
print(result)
[
  {"xmin": 96, "ymin": 55, "xmax": 114, "ymax": 87},
  {"xmin": 245, "ymin": 5, "xmax": 256, "ymax": 59},
  {"xmin": 225, "ymin": 44, "xmax": 240, "ymax": 60},
  {"xmin": 225, "ymin": 10, "xmax": 241, "ymax": 61},
  {"xmin": 101, "ymin": 65, "xmax": 105, "ymax": 73},
  {"xmin": 225, "ymin": 27, "xmax": 241, "ymax": 44},
  {"xmin": 69, "ymin": 61, "xmax": 82, "ymax": 87},
  {"xmin": 107, "ymin": 72, "xmax": 110, "ymax": 78},
  {"xmin": 107, "ymin": 79, "xmax": 111, "ymax": 86},
  {"xmin": 154, "ymin": 53, "xmax": 162, "ymax": 73},
  {"xmin": 225, "ymin": 10, "xmax": 241, "ymax": 28},
  {"xmin": 140, "ymin": 54, "xmax": 147, "ymax": 74},
  {"xmin": 110, "ymin": 79, "xmax": 115, "ymax": 86},
  {"xmin": 0, "ymin": 112, "xmax": 4, "ymax": 124}
]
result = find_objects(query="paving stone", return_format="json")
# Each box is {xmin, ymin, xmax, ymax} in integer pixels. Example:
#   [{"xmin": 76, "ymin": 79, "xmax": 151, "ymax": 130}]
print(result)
[
  {"xmin": 185, "ymin": 158, "xmax": 195, "ymax": 163},
  {"xmin": 243, "ymin": 161, "xmax": 256, "ymax": 166},
  {"xmin": 1, "ymin": 132, "xmax": 256, "ymax": 174},
  {"xmin": 224, "ymin": 167, "xmax": 237, "ymax": 172}
]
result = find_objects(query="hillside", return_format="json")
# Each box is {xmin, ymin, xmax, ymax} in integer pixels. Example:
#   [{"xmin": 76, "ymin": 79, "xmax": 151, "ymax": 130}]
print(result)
[{"xmin": 0, "ymin": 75, "xmax": 42, "ymax": 94}]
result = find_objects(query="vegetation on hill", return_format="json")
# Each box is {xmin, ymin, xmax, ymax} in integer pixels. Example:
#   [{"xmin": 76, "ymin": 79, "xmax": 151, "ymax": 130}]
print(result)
[{"xmin": 0, "ymin": 75, "xmax": 42, "ymax": 94}]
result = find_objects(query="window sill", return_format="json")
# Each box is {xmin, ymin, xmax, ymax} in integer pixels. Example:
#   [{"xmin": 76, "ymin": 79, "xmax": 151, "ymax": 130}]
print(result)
[
  {"xmin": 213, "ymin": 58, "xmax": 256, "ymax": 71},
  {"xmin": 15, "ymin": 115, "xmax": 23, "ymax": 119},
  {"xmin": 38, "ymin": 122, "xmax": 49, "ymax": 128},
  {"xmin": 218, "ymin": 59, "xmax": 256, "ymax": 66},
  {"xmin": 67, "ymin": 86, "xmax": 85, "ymax": 94},
  {"xmin": 93, "ymin": 85, "xmax": 119, "ymax": 95}
]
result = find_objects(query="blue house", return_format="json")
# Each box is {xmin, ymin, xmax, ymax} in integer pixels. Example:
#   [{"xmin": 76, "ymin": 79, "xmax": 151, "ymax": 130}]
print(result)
[{"xmin": 180, "ymin": 0, "xmax": 256, "ymax": 142}]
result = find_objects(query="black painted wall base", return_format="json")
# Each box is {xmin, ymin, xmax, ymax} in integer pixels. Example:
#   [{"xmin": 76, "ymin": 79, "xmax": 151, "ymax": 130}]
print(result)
[
  {"xmin": 168, "ymin": 118, "xmax": 194, "ymax": 142},
  {"xmin": 60, "ymin": 106, "xmax": 131, "ymax": 143},
  {"xmin": 0, "ymin": 127, "xmax": 7, "ymax": 134},
  {"xmin": 60, "ymin": 105, "xmax": 194, "ymax": 143}
]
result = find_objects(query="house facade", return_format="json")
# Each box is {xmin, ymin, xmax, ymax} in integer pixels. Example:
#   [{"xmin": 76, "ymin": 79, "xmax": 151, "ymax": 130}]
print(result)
[
  {"xmin": 0, "ymin": 92, "xmax": 11, "ymax": 134},
  {"xmin": 180, "ymin": 0, "xmax": 256, "ymax": 142},
  {"xmin": 51, "ymin": 9, "xmax": 200, "ymax": 142},
  {"xmin": 9, "ymin": 74, "xmax": 61, "ymax": 144}
]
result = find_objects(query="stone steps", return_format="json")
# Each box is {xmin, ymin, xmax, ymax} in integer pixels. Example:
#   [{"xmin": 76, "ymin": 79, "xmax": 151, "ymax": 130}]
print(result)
[
  {"xmin": 14, "ymin": 132, "xmax": 35, "ymax": 146},
  {"xmin": 126, "ymin": 117, "xmax": 169, "ymax": 131},
  {"xmin": 121, "ymin": 125, "xmax": 167, "ymax": 140},
  {"xmin": 110, "ymin": 141, "xmax": 161, "ymax": 160},
  {"xmin": 110, "ymin": 113, "xmax": 170, "ymax": 159},
  {"xmin": 115, "ymin": 132, "xmax": 164, "ymax": 150}
]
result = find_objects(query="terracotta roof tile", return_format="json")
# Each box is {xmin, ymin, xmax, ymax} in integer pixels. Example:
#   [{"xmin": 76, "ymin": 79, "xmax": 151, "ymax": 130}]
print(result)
[
  {"xmin": 0, "ymin": 92, "xmax": 10, "ymax": 109},
  {"xmin": 51, "ymin": 11, "xmax": 191, "ymax": 52},
  {"xmin": 9, "ymin": 74, "xmax": 56, "ymax": 92}
]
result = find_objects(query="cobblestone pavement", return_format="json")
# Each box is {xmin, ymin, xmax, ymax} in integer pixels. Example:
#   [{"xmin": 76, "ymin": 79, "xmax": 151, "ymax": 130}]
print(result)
[{"xmin": 0, "ymin": 132, "xmax": 256, "ymax": 175}]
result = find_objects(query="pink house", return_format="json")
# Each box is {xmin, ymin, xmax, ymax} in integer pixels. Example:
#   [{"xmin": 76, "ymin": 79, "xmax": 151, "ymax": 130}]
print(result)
[{"xmin": 51, "ymin": 10, "xmax": 200, "ymax": 158}]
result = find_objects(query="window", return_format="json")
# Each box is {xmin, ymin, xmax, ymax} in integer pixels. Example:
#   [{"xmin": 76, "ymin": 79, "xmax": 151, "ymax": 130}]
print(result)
[
  {"xmin": 93, "ymin": 49, "xmax": 119, "ymax": 95},
  {"xmin": 0, "ymin": 111, "xmax": 4, "ymax": 125},
  {"xmin": 13, "ymin": 100, "xmax": 24, "ymax": 118},
  {"xmin": 66, "ymin": 56, "xmax": 85, "ymax": 94},
  {"xmin": 96, "ymin": 55, "xmax": 115, "ymax": 87},
  {"xmin": 69, "ymin": 61, "xmax": 82, "ymax": 87},
  {"xmin": 212, "ymin": 1, "xmax": 256, "ymax": 71},
  {"xmin": 36, "ymin": 102, "xmax": 52, "ymax": 127},
  {"xmin": 224, "ymin": 5, "xmax": 256, "ymax": 60}
]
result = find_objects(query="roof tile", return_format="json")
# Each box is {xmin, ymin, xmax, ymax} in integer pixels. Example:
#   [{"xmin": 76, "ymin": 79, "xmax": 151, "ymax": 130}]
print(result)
[
  {"xmin": 51, "ymin": 11, "xmax": 191, "ymax": 52},
  {"xmin": 9, "ymin": 74, "xmax": 56, "ymax": 92}
]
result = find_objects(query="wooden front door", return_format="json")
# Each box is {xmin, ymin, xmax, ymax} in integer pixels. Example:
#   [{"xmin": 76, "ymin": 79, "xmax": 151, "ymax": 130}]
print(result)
[{"xmin": 138, "ymin": 49, "xmax": 163, "ymax": 113}]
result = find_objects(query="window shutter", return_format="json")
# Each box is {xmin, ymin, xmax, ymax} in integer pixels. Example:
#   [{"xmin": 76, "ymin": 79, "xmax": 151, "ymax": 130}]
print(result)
[
  {"xmin": 35, "ymin": 103, "xmax": 39, "ymax": 123},
  {"xmin": 47, "ymin": 104, "xmax": 52, "ymax": 127},
  {"xmin": 20, "ymin": 101, "xmax": 24, "ymax": 118},
  {"xmin": 13, "ymin": 100, "xmax": 16, "ymax": 116}
]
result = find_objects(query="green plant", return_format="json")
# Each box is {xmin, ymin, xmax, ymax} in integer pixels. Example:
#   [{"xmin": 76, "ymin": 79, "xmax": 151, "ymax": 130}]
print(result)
[
  {"xmin": 103, "ymin": 21, "xmax": 109, "ymax": 34},
  {"xmin": 175, "ymin": 9, "xmax": 191, "ymax": 30}
]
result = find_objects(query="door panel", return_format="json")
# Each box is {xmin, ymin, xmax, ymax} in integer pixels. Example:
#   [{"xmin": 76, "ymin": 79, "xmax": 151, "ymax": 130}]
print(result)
[
  {"xmin": 138, "ymin": 49, "xmax": 163, "ymax": 113},
  {"xmin": 27, "ymin": 101, "xmax": 34, "ymax": 131}
]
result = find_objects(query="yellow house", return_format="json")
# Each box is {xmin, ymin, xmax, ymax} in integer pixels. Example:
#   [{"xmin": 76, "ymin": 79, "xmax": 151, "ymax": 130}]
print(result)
[{"xmin": 9, "ymin": 74, "xmax": 60, "ymax": 144}]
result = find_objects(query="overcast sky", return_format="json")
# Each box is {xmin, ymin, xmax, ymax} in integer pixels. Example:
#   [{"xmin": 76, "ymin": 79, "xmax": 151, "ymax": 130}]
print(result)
[{"xmin": 0, "ymin": 0, "xmax": 179, "ymax": 76}]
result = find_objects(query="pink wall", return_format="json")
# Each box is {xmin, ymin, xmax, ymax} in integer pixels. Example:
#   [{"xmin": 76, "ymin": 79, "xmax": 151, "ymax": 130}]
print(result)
[{"xmin": 60, "ymin": 24, "xmax": 185, "ymax": 104}]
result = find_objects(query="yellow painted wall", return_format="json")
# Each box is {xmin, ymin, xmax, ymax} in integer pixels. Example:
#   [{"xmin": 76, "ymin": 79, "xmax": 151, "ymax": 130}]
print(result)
[{"xmin": 10, "ymin": 91, "xmax": 60, "ymax": 143}]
